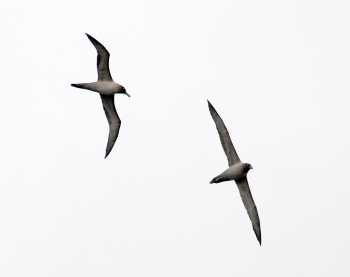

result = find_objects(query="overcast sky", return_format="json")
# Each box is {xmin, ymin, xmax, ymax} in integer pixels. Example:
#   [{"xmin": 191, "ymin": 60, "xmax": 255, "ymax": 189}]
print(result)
[{"xmin": 1, "ymin": 0, "xmax": 350, "ymax": 276}]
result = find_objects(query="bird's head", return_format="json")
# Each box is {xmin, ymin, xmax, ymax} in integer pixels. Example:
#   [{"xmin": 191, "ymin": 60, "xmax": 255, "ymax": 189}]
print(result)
[
  {"xmin": 243, "ymin": 163, "xmax": 253, "ymax": 173},
  {"xmin": 119, "ymin": 86, "xmax": 130, "ymax": 97}
]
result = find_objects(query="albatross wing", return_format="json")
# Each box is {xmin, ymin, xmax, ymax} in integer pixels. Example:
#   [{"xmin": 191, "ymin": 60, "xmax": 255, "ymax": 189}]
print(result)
[
  {"xmin": 86, "ymin": 33, "xmax": 113, "ymax": 81},
  {"xmin": 237, "ymin": 177, "xmax": 261, "ymax": 245},
  {"xmin": 100, "ymin": 95, "xmax": 121, "ymax": 158},
  {"xmin": 207, "ymin": 100, "xmax": 240, "ymax": 166}
]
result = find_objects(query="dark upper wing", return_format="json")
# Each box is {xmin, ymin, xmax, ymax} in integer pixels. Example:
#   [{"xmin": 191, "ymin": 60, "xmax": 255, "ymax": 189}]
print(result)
[
  {"xmin": 86, "ymin": 33, "xmax": 113, "ymax": 81},
  {"xmin": 100, "ymin": 95, "xmax": 121, "ymax": 158},
  {"xmin": 237, "ymin": 178, "xmax": 261, "ymax": 245},
  {"xmin": 208, "ymin": 100, "xmax": 240, "ymax": 166}
]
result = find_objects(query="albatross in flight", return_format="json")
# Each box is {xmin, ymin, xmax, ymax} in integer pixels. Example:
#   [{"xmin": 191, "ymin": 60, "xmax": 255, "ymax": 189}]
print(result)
[
  {"xmin": 71, "ymin": 33, "xmax": 130, "ymax": 158},
  {"xmin": 208, "ymin": 100, "xmax": 261, "ymax": 245}
]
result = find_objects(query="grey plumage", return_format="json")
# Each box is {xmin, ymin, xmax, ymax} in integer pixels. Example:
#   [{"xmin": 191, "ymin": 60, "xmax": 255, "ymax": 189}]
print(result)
[
  {"xmin": 208, "ymin": 100, "xmax": 240, "ymax": 166},
  {"xmin": 71, "ymin": 83, "xmax": 88, "ymax": 89},
  {"xmin": 100, "ymin": 95, "xmax": 121, "ymax": 158},
  {"xmin": 237, "ymin": 178, "xmax": 261, "ymax": 245},
  {"xmin": 71, "ymin": 33, "xmax": 130, "ymax": 158},
  {"xmin": 208, "ymin": 100, "xmax": 261, "ymax": 245},
  {"xmin": 86, "ymin": 33, "xmax": 112, "ymax": 81}
]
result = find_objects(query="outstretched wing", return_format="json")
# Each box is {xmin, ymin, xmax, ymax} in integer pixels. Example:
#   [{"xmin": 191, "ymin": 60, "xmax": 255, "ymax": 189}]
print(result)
[
  {"xmin": 86, "ymin": 33, "xmax": 113, "ymax": 81},
  {"xmin": 208, "ymin": 100, "xmax": 240, "ymax": 166},
  {"xmin": 100, "ymin": 95, "xmax": 121, "ymax": 158},
  {"xmin": 237, "ymin": 178, "xmax": 261, "ymax": 245}
]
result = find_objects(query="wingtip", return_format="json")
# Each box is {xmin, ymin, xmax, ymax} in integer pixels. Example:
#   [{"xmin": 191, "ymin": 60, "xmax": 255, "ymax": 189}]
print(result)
[
  {"xmin": 207, "ymin": 100, "xmax": 215, "ymax": 113},
  {"xmin": 254, "ymin": 226, "xmax": 262, "ymax": 246},
  {"xmin": 257, "ymin": 236, "xmax": 262, "ymax": 246},
  {"xmin": 85, "ymin": 33, "xmax": 95, "ymax": 42},
  {"xmin": 104, "ymin": 146, "xmax": 113, "ymax": 159}
]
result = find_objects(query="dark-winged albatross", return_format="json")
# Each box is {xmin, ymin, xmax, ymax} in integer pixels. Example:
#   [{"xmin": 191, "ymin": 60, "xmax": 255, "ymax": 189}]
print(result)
[
  {"xmin": 71, "ymin": 33, "xmax": 130, "ymax": 158},
  {"xmin": 208, "ymin": 100, "xmax": 261, "ymax": 245}
]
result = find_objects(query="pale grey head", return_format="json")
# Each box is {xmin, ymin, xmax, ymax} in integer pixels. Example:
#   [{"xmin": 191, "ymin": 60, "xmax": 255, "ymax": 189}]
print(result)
[
  {"xmin": 242, "ymin": 163, "xmax": 253, "ymax": 173},
  {"xmin": 118, "ymin": 85, "xmax": 130, "ymax": 97}
]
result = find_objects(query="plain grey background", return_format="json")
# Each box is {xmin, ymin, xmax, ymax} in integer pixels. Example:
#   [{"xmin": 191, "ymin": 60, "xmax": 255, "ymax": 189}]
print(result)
[{"xmin": 1, "ymin": 0, "xmax": 349, "ymax": 276}]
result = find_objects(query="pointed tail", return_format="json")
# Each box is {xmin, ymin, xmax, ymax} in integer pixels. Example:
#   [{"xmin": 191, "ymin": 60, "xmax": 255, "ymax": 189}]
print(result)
[
  {"xmin": 71, "ymin": 83, "xmax": 89, "ymax": 89},
  {"xmin": 210, "ymin": 176, "xmax": 220, "ymax": 184},
  {"xmin": 210, "ymin": 175, "xmax": 229, "ymax": 184}
]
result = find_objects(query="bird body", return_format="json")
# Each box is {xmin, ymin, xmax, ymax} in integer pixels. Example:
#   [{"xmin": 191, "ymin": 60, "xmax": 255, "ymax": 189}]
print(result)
[
  {"xmin": 71, "ymin": 81, "xmax": 125, "ymax": 95},
  {"xmin": 210, "ymin": 162, "xmax": 252, "ymax": 184},
  {"xmin": 208, "ymin": 100, "xmax": 261, "ymax": 245},
  {"xmin": 71, "ymin": 33, "xmax": 130, "ymax": 158}
]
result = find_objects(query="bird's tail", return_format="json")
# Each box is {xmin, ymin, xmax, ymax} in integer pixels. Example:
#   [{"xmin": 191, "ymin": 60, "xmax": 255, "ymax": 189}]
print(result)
[
  {"xmin": 210, "ymin": 175, "xmax": 227, "ymax": 184},
  {"xmin": 210, "ymin": 170, "xmax": 233, "ymax": 183},
  {"xmin": 71, "ymin": 83, "xmax": 89, "ymax": 90}
]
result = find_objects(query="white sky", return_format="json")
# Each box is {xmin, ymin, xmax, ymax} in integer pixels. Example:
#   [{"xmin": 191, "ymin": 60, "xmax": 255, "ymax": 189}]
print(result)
[{"xmin": 1, "ymin": 0, "xmax": 350, "ymax": 276}]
